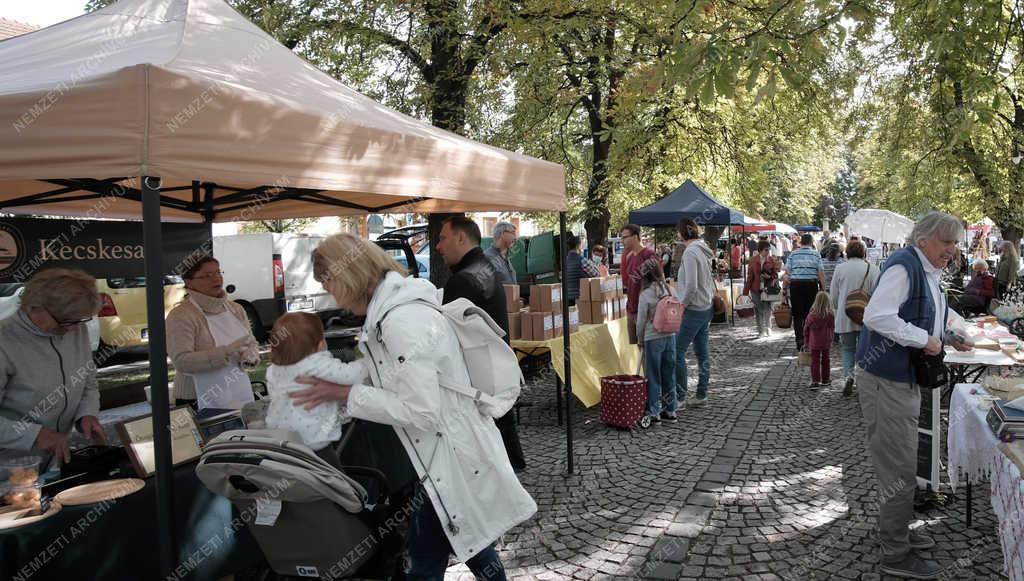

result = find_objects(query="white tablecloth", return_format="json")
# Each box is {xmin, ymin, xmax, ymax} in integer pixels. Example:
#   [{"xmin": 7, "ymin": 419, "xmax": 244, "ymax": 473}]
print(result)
[{"xmin": 948, "ymin": 384, "xmax": 1024, "ymax": 580}]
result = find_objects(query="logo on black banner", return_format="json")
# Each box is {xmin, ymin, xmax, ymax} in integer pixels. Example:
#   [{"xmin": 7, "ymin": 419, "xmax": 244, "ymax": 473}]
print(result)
[{"xmin": 0, "ymin": 222, "xmax": 24, "ymax": 278}]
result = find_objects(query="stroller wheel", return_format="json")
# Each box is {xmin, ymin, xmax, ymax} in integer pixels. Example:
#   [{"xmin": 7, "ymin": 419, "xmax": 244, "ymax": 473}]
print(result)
[{"xmin": 638, "ymin": 415, "xmax": 652, "ymax": 429}]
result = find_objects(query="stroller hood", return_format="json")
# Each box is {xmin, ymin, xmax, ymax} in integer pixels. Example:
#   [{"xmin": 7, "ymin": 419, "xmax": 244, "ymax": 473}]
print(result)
[{"xmin": 195, "ymin": 429, "xmax": 367, "ymax": 513}]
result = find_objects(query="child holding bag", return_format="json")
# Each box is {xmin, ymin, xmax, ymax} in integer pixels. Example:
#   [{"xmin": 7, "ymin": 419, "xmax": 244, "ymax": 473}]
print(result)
[
  {"xmin": 803, "ymin": 291, "xmax": 835, "ymax": 388},
  {"xmin": 636, "ymin": 258, "xmax": 679, "ymax": 426}
]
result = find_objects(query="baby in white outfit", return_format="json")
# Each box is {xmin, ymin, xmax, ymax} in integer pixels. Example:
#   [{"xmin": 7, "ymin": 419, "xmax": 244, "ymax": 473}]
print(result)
[{"xmin": 265, "ymin": 312, "xmax": 367, "ymax": 451}]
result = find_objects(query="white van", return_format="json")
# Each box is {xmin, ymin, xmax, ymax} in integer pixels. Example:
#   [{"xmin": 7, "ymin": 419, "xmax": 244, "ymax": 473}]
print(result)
[{"xmin": 213, "ymin": 233, "xmax": 336, "ymax": 339}]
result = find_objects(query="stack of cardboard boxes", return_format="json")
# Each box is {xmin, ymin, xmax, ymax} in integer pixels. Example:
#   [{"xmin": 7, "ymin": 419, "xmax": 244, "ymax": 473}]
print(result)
[
  {"xmin": 576, "ymin": 275, "xmax": 625, "ymax": 324},
  {"xmin": 506, "ymin": 283, "xmax": 581, "ymax": 341}
]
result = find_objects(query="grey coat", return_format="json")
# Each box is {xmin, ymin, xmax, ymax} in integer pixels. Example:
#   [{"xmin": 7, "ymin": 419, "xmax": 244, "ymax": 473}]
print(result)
[{"xmin": 0, "ymin": 310, "xmax": 99, "ymax": 459}]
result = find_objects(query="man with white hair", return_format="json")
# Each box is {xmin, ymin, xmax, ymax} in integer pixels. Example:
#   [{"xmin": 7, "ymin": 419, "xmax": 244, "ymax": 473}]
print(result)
[
  {"xmin": 855, "ymin": 211, "xmax": 973, "ymax": 579},
  {"xmin": 485, "ymin": 221, "xmax": 518, "ymax": 286}
]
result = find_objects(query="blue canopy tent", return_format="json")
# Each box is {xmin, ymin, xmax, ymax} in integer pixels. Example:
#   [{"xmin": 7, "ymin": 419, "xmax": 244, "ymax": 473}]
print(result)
[
  {"xmin": 628, "ymin": 179, "xmax": 745, "ymax": 324},
  {"xmin": 629, "ymin": 179, "xmax": 745, "ymax": 226},
  {"xmin": 795, "ymin": 224, "xmax": 822, "ymax": 232}
]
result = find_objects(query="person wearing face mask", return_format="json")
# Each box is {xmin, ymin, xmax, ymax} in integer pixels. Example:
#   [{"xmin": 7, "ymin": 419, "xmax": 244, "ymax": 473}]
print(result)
[
  {"xmin": 0, "ymin": 268, "xmax": 106, "ymax": 466},
  {"xmin": 166, "ymin": 256, "xmax": 259, "ymax": 409},
  {"xmin": 855, "ymin": 212, "xmax": 973, "ymax": 580}
]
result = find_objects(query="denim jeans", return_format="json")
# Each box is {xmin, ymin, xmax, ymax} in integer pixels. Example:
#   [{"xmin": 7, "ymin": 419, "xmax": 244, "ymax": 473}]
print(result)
[
  {"xmin": 838, "ymin": 331, "xmax": 859, "ymax": 379},
  {"xmin": 407, "ymin": 487, "xmax": 506, "ymax": 581},
  {"xmin": 675, "ymin": 307, "xmax": 713, "ymax": 401},
  {"xmin": 644, "ymin": 335, "xmax": 678, "ymax": 416}
]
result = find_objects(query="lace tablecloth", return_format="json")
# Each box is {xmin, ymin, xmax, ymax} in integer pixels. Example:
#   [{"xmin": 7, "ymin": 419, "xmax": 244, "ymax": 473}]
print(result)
[{"xmin": 948, "ymin": 384, "xmax": 1024, "ymax": 580}]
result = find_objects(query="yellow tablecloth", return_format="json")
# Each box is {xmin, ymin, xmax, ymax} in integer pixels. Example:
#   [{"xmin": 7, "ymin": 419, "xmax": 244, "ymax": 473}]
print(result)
[{"xmin": 511, "ymin": 317, "xmax": 639, "ymax": 407}]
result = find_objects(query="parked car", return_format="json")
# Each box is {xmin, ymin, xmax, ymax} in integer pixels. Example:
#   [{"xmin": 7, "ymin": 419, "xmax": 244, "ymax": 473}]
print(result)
[
  {"xmin": 0, "ymin": 282, "xmax": 101, "ymax": 352},
  {"xmin": 96, "ymin": 275, "xmax": 186, "ymax": 353},
  {"xmin": 376, "ymin": 224, "xmax": 427, "ymax": 279},
  {"xmin": 213, "ymin": 233, "xmax": 338, "ymax": 340}
]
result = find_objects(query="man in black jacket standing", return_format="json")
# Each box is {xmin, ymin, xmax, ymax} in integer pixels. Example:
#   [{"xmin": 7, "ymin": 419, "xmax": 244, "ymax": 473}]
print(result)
[{"xmin": 436, "ymin": 215, "xmax": 526, "ymax": 471}]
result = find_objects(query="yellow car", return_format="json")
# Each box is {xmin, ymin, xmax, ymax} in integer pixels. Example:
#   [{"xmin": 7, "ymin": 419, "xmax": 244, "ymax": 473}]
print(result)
[{"xmin": 97, "ymin": 275, "xmax": 186, "ymax": 352}]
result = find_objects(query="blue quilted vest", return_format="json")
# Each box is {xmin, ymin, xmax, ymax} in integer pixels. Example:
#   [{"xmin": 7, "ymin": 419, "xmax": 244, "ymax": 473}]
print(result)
[{"xmin": 855, "ymin": 248, "xmax": 947, "ymax": 383}]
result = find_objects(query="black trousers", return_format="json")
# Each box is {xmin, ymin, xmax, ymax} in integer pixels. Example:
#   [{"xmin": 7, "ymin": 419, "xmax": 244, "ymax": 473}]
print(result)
[
  {"xmin": 495, "ymin": 411, "xmax": 526, "ymax": 470},
  {"xmin": 790, "ymin": 280, "xmax": 820, "ymax": 350}
]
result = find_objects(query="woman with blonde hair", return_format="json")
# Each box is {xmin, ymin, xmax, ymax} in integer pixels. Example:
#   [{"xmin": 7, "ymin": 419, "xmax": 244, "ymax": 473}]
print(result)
[
  {"xmin": 290, "ymin": 232, "xmax": 535, "ymax": 581},
  {"xmin": 803, "ymin": 291, "xmax": 835, "ymax": 388}
]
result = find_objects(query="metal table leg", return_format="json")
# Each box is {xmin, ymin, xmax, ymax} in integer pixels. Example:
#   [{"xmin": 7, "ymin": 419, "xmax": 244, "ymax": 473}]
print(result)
[{"xmin": 966, "ymin": 476, "xmax": 973, "ymax": 528}]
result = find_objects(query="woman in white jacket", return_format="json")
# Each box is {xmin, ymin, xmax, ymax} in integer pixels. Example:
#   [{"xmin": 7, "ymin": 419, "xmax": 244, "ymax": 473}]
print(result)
[{"xmin": 289, "ymin": 233, "xmax": 536, "ymax": 580}]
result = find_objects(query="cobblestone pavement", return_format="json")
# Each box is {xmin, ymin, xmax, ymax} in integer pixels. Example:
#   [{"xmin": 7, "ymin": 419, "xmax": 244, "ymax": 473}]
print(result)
[{"xmin": 446, "ymin": 319, "xmax": 1007, "ymax": 580}]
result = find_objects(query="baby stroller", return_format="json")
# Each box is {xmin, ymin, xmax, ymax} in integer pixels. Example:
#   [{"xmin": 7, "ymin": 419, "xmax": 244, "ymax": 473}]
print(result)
[{"xmin": 196, "ymin": 428, "xmax": 407, "ymax": 580}]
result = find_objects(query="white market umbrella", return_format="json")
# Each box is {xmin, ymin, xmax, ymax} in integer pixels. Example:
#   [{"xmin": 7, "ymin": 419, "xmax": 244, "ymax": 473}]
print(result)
[{"xmin": 844, "ymin": 209, "xmax": 914, "ymax": 245}]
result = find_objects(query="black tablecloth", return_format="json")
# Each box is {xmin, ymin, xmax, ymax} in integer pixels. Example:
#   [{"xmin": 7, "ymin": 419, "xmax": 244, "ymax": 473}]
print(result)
[{"xmin": 1, "ymin": 463, "xmax": 262, "ymax": 581}]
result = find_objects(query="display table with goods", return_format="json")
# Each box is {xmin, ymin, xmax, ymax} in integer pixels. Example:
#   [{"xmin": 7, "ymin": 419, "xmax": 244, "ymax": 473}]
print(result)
[
  {"xmin": 948, "ymin": 383, "xmax": 1024, "ymax": 580},
  {"xmin": 0, "ymin": 459, "xmax": 261, "ymax": 580},
  {"xmin": 512, "ymin": 317, "xmax": 639, "ymax": 418},
  {"xmin": 917, "ymin": 318, "xmax": 1024, "ymax": 493}
]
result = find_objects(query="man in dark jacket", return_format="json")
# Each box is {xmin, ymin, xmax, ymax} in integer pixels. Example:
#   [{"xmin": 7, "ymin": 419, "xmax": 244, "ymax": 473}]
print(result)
[{"xmin": 436, "ymin": 215, "xmax": 525, "ymax": 471}]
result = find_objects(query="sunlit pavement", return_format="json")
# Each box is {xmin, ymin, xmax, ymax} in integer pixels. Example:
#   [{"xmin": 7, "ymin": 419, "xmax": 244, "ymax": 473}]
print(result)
[{"xmin": 447, "ymin": 319, "xmax": 1006, "ymax": 580}]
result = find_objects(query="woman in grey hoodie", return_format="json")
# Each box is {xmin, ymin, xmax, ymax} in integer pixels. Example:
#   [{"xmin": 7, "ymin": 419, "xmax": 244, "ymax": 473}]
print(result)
[
  {"xmin": 0, "ymin": 269, "xmax": 105, "ymax": 466},
  {"xmin": 674, "ymin": 218, "xmax": 716, "ymax": 406}
]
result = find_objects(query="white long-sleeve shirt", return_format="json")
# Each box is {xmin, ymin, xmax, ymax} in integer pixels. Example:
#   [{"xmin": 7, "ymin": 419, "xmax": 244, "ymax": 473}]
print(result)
[
  {"xmin": 266, "ymin": 350, "xmax": 368, "ymax": 450},
  {"xmin": 862, "ymin": 247, "xmax": 965, "ymax": 348}
]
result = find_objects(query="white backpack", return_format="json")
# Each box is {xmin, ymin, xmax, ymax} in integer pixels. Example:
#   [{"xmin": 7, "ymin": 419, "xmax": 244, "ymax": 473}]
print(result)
[{"xmin": 376, "ymin": 298, "xmax": 524, "ymax": 418}]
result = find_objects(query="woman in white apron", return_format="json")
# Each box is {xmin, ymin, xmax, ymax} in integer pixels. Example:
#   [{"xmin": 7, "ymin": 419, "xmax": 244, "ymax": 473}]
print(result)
[{"xmin": 166, "ymin": 257, "xmax": 259, "ymax": 409}]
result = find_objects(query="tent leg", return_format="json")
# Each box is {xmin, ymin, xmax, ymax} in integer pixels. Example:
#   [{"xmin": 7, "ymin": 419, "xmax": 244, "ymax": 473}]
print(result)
[
  {"xmin": 143, "ymin": 176, "xmax": 177, "ymax": 577},
  {"xmin": 558, "ymin": 213, "xmax": 574, "ymax": 475},
  {"xmin": 728, "ymin": 227, "xmax": 734, "ymax": 326}
]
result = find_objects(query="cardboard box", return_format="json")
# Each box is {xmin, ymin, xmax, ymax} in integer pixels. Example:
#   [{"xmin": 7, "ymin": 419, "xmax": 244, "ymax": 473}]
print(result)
[
  {"xmin": 614, "ymin": 275, "xmax": 624, "ymax": 298},
  {"xmin": 504, "ymin": 284, "xmax": 520, "ymax": 312},
  {"xmin": 531, "ymin": 312, "xmax": 553, "ymax": 341},
  {"xmin": 591, "ymin": 300, "xmax": 608, "ymax": 324},
  {"xmin": 529, "ymin": 284, "xmax": 562, "ymax": 315},
  {"xmin": 509, "ymin": 311, "xmax": 521, "ymax": 341},
  {"xmin": 618, "ymin": 297, "xmax": 627, "ymax": 319},
  {"xmin": 577, "ymin": 300, "xmax": 593, "ymax": 324},
  {"xmin": 600, "ymin": 277, "xmax": 617, "ymax": 301},
  {"xmin": 581, "ymin": 278, "xmax": 603, "ymax": 302},
  {"xmin": 568, "ymin": 306, "xmax": 580, "ymax": 333},
  {"xmin": 520, "ymin": 311, "xmax": 534, "ymax": 341},
  {"xmin": 607, "ymin": 298, "xmax": 618, "ymax": 320},
  {"xmin": 551, "ymin": 312, "xmax": 563, "ymax": 338}
]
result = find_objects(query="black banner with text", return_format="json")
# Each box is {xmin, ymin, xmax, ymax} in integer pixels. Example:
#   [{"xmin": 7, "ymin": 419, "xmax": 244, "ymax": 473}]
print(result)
[{"xmin": 0, "ymin": 217, "xmax": 213, "ymax": 283}]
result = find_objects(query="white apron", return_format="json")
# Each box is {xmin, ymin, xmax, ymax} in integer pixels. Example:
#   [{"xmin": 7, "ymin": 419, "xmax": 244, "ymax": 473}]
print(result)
[{"xmin": 189, "ymin": 298, "xmax": 254, "ymax": 410}]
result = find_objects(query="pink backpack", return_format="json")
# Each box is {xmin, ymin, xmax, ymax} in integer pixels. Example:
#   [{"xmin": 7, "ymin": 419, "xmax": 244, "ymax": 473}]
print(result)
[{"xmin": 653, "ymin": 287, "xmax": 684, "ymax": 333}]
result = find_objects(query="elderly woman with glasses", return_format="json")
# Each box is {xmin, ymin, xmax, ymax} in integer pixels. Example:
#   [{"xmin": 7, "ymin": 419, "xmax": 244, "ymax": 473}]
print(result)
[
  {"xmin": 166, "ymin": 256, "xmax": 259, "ymax": 408},
  {"xmin": 0, "ymin": 268, "xmax": 106, "ymax": 465}
]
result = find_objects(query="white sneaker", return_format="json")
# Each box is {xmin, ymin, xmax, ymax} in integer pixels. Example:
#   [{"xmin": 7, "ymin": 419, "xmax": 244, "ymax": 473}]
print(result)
[{"xmin": 688, "ymin": 395, "xmax": 707, "ymax": 406}]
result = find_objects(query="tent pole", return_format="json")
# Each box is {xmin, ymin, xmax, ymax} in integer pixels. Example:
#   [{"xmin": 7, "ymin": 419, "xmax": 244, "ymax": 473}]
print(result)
[
  {"xmin": 558, "ymin": 212, "xmax": 574, "ymax": 475},
  {"xmin": 143, "ymin": 176, "xmax": 177, "ymax": 577},
  {"xmin": 728, "ymin": 226, "xmax": 734, "ymax": 326}
]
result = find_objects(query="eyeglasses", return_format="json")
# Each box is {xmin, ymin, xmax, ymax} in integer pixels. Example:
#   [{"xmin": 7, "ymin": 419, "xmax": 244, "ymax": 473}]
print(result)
[
  {"xmin": 189, "ymin": 270, "xmax": 224, "ymax": 280},
  {"xmin": 46, "ymin": 308, "xmax": 93, "ymax": 328}
]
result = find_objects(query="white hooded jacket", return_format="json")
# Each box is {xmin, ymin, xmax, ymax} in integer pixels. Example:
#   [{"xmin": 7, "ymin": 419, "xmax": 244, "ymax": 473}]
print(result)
[{"xmin": 346, "ymin": 271, "xmax": 537, "ymax": 562}]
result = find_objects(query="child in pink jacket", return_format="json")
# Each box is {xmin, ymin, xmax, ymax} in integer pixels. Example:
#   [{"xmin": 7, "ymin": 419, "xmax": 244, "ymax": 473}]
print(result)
[{"xmin": 803, "ymin": 291, "xmax": 835, "ymax": 387}]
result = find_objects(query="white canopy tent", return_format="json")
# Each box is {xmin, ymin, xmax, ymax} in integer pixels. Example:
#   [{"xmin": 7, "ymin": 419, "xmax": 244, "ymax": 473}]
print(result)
[
  {"xmin": 0, "ymin": 0, "xmax": 565, "ymax": 220},
  {"xmin": 844, "ymin": 209, "xmax": 914, "ymax": 245},
  {"xmin": 0, "ymin": 1, "xmax": 569, "ymax": 576},
  {"xmin": 773, "ymin": 222, "xmax": 797, "ymax": 235}
]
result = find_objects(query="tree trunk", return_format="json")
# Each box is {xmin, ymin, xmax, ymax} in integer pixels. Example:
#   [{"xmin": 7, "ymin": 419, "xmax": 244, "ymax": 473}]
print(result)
[{"xmin": 583, "ymin": 133, "xmax": 613, "ymax": 253}]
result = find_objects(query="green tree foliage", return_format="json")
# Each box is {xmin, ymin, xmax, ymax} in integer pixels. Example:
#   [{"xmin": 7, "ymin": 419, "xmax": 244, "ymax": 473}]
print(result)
[
  {"xmin": 238, "ymin": 218, "xmax": 320, "ymax": 233},
  {"xmin": 854, "ymin": 0, "xmax": 1024, "ymax": 242}
]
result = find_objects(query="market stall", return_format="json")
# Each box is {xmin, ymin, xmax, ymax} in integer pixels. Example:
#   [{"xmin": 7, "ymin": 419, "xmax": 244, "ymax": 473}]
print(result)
[
  {"xmin": 0, "ymin": 0, "xmax": 568, "ymax": 576},
  {"xmin": 512, "ymin": 317, "xmax": 638, "ymax": 410},
  {"xmin": 949, "ymin": 384, "xmax": 1024, "ymax": 579},
  {"xmin": 627, "ymin": 179, "xmax": 746, "ymax": 321}
]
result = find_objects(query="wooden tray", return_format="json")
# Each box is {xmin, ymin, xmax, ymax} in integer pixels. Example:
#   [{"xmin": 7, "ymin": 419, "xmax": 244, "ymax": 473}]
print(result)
[
  {"xmin": 54, "ymin": 478, "xmax": 145, "ymax": 506},
  {"xmin": 0, "ymin": 501, "xmax": 61, "ymax": 530}
]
